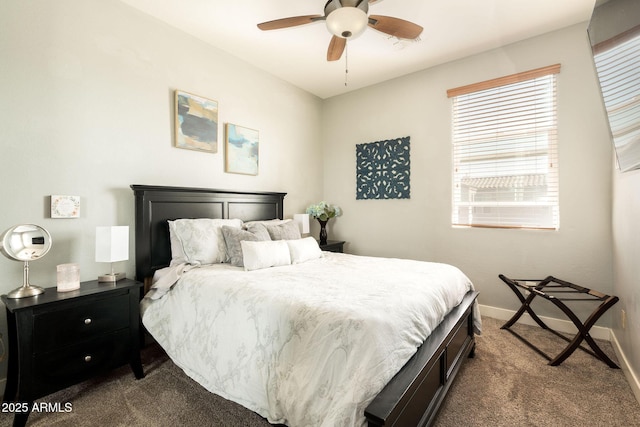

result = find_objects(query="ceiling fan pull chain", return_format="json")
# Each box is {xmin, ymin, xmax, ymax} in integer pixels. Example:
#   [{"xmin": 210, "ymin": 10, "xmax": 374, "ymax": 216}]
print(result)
[{"xmin": 344, "ymin": 42, "xmax": 349, "ymax": 87}]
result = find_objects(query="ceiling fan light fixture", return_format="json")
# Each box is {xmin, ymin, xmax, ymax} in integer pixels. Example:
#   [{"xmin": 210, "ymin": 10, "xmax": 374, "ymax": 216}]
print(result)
[{"xmin": 326, "ymin": 7, "xmax": 368, "ymax": 39}]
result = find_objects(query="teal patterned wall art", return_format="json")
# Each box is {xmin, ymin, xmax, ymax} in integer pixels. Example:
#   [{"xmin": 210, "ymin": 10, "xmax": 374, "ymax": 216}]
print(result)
[{"xmin": 356, "ymin": 136, "xmax": 410, "ymax": 200}]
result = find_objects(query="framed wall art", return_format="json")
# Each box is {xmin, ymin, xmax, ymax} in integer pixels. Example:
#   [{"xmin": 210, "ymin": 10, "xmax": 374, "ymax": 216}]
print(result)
[
  {"xmin": 174, "ymin": 90, "xmax": 218, "ymax": 153},
  {"xmin": 225, "ymin": 123, "xmax": 259, "ymax": 175},
  {"xmin": 51, "ymin": 195, "xmax": 81, "ymax": 218},
  {"xmin": 356, "ymin": 136, "xmax": 411, "ymax": 200}
]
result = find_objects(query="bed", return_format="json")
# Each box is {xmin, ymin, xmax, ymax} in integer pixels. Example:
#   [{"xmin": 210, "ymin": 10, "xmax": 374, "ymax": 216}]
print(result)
[{"xmin": 131, "ymin": 184, "xmax": 480, "ymax": 427}]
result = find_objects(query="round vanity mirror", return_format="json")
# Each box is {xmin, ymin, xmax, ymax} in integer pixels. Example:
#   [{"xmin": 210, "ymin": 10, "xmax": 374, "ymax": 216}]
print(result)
[{"xmin": 1, "ymin": 224, "xmax": 52, "ymax": 298}]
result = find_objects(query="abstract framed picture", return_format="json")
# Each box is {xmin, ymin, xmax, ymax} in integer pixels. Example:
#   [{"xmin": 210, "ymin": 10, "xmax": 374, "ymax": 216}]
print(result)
[
  {"xmin": 174, "ymin": 90, "xmax": 218, "ymax": 153},
  {"xmin": 225, "ymin": 123, "xmax": 259, "ymax": 175}
]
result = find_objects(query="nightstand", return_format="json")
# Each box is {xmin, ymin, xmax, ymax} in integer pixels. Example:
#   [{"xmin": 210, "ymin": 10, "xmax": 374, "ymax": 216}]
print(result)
[
  {"xmin": 1, "ymin": 279, "xmax": 144, "ymax": 427},
  {"xmin": 319, "ymin": 240, "xmax": 345, "ymax": 253}
]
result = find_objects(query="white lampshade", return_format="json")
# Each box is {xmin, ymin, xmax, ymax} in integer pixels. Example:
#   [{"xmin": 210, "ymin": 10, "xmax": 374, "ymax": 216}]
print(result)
[
  {"xmin": 96, "ymin": 226, "xmax": 129, "ymax": 263},
  {"xmin": 293, "ymin": 214, "xmax": 310, "ymax": 234},
  {"xmin": 326, "ymin": 7, "xmax": 368, "ymax": 39}
]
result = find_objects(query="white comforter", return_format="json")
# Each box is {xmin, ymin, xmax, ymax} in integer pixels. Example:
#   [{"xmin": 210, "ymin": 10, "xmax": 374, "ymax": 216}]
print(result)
[{"xmin": 142, "ymin": 252, "xmax": 479, "ymax": 427}]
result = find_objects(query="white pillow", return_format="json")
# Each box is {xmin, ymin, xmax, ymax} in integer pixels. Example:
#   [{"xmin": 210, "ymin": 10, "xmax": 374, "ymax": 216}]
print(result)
[
  {"xmin": 241, "ymin": 240, "xmax": 291, "ymax": 271},
  {"xmin": 168, "ymin": 218, "xmax": 243, "ymax": 265},
  {"xmin": 287, "ymin": 237, "xmax": 322, "ymax": 264}
]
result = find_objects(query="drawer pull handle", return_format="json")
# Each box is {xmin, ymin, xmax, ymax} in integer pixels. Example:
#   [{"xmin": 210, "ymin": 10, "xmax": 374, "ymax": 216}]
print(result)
[
  {"xmin": 84, "ymin": 355, "xmax": 92, "ymax": 363},
  {"xmin": 84, "ymin": 318, "xmax": 92, "ymax": 325}
]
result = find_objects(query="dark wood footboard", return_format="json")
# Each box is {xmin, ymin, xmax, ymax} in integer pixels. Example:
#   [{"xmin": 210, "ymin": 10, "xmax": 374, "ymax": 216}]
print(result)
[{"xmin": 365, "ymin": 290, "xmax": 478, "ymax": 427}]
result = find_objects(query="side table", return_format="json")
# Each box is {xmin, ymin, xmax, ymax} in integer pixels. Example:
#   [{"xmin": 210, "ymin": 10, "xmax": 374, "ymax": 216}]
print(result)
[
  {"xmin": 499, "ymin": 274, "xmax": 619, "ymax": 368},
  {"xmin": 319, "ymin": 240, "xmax": 345, "ymax": 253},
  {"xmin": 1, "ymin": 279, "xmax": 145, "ymax": 426}
]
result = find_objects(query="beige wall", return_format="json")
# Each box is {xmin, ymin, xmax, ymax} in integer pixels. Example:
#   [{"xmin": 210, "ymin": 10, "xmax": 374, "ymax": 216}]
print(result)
[
  {"xmin": 591, "ymin": 0, "xmax": 640, "ymax": 391},
  {"xmin": 612, "ymin": 169, "xmax": 640, "ymax": 394},
  {"xmin": 321, "ymin": 23, "xmax": 615, "ymax": 323}
]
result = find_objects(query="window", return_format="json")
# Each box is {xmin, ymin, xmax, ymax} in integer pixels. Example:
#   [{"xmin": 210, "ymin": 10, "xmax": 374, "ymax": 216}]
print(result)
[
  {"xmin": 591, "ymin": 26, "xmax": 640, "ymax": 172},
  {"xmin": 447, "ymin": 64, "xmax": 560, "ymax": 229}
]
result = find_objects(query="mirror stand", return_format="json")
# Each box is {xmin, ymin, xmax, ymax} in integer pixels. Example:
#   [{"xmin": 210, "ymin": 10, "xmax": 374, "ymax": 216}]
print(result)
[
  {"xmin": 7, "ymin": 260, "xmax": 45, "ymax": 299},
  {"xmin": 1, "ymin": 224, "xmax": 52, "ymax": 299}
]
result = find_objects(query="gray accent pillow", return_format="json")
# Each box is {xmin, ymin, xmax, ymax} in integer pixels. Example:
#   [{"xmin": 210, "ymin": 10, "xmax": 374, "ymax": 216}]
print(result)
[
  {"xmin": 221, "ymin": 223, "xmax": 271, "ymax": 267},
  {"xmin": 265, "ymin": 221, "xmax": 301, "ymax": 240}
]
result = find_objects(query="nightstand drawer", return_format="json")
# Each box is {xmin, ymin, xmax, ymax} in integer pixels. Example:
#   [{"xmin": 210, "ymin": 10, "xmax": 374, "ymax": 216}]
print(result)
[
  {"xmin": 32, "ymin": 329, "xmax": 130, "ymax": 397},
  {"xmin": 33, "ymin": 293, "xmax": 130, "ymax": 353}
]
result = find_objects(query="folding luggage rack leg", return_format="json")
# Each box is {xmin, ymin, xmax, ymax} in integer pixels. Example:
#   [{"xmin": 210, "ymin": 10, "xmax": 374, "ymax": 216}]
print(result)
[{"xmin": 498, "ymin": 274, "xmax": 619, "ymax": 368}]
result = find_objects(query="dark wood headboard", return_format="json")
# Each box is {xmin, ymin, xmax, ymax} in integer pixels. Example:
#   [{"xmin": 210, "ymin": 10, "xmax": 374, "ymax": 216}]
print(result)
[{"xmin": 131, "ymin": 185, "xmax": 286, "ymax": 285}]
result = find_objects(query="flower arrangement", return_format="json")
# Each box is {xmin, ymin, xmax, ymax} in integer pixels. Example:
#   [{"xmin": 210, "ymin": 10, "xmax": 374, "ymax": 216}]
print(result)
[{"xmin": 306, "ymin": 201, "xmax": 342, "ymax": 222}]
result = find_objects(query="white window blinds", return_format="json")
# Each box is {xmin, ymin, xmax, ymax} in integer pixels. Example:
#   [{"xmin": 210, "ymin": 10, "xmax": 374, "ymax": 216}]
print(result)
[
  {"xmin": 447, "ymin": 64, "xmax": 560, "ymax": 229},
  {"xmin": 592, "ymin": 27, "xmax": 640, "ymax": 172}
]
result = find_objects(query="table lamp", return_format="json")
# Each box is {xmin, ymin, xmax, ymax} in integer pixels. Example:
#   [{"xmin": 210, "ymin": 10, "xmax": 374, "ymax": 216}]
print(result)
[
  {"xmin": 95, "ymin": 225, "xmax": 128, "ymax": 282},
  {"xmin": 293, "ymin": 214, "xmax": 310, "ymax": 235}
]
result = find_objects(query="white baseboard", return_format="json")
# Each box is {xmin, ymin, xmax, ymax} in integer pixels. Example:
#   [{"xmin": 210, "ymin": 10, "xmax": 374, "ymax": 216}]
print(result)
[
  {"xmin": 610, "ymin": 330, "xmax": 640, "ymax": 405},
  {"xmin": 480, "ymin": 304, "xmax": 640, "ymax": 406},
  {"xmin": 479, "ymin": 304, "xmax": 610, "ymax": 341}
]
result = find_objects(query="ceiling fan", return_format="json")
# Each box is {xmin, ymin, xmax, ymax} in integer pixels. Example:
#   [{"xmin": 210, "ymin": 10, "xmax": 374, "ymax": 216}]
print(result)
[{"xmin": 257, "ymin": 0, "xmax": 423, "ymax": 61}]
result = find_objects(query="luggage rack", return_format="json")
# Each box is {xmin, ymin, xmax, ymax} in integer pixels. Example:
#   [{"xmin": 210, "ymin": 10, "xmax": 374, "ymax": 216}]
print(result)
[{"xmin": 498, "ymin": 274, "xmax": 619, "ymax": 368}]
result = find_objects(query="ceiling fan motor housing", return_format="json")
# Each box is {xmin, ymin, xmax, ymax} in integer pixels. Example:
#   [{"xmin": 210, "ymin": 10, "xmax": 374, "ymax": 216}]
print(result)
[{"xmin": 325, "ymin": 0, "xmax": 369, "ymax": 39}]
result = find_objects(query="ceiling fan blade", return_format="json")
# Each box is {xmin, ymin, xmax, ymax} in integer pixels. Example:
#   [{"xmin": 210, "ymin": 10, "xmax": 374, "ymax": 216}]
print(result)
[
  {"xmin": 368, "ymin": 0, "xmax": 384, "ymax": 3},
  {"xmin": 257, "ymin": 15, "xmax": 323, "ymax": 31},
  {"xmin": 327, "ymin": 36, "xmax": 346, "ymax": 61},
  {"xmin": 368, "ymin": 15, "xmax": 423, "ymax": 39}
]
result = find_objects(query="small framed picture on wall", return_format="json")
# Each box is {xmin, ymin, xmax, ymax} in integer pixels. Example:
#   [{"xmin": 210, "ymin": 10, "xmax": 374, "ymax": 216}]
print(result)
[
  {"xmin": 51, "ymin": 195, "xmax": 81, "ymax": 218},
  {"xmin": 225, "ymin": 123, "xmax": 259, "ymax": 175}
]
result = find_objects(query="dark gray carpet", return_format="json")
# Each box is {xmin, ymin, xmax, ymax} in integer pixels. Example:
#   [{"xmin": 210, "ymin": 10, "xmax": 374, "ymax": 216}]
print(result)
[{"xmin": 2, "ymin": 317, "xmax": 639, "ymax": 426}]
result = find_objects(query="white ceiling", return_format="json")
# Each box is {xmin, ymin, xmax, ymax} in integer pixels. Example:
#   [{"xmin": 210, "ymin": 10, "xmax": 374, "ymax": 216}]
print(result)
[{"xmin": 119, "ymin": 0, "xmax": 596, "ymax": 99}]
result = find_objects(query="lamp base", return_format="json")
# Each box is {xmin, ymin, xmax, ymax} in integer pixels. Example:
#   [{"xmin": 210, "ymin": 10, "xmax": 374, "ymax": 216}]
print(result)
[
  {"xmin": 7, "ymin": 284, "xmax": 45, "ymax": 299},
  {"xmin": 98, "ymin": 272, "xmax": 126, "ymax": 282}
]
